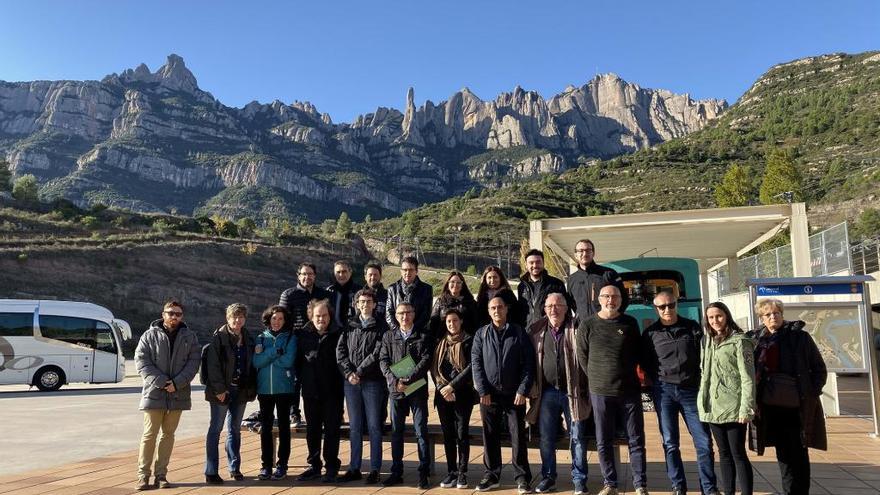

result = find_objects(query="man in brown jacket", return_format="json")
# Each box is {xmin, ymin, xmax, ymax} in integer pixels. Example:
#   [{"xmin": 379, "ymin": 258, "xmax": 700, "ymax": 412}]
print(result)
[{"xmin": 527, "ymin": 292, "xmax": 591, "ymax": 495}]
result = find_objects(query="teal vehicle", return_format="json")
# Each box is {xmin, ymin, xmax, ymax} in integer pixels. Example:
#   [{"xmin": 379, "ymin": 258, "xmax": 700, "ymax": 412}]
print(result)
[{"xmin": 604, "ymin": 257, "xmax": 703, "ymax": 332}]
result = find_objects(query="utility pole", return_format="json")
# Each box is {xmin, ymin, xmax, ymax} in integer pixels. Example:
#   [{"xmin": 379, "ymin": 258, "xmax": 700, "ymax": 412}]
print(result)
[
  {"xmin": 505, "ymin": 231, "xmax": 511, "ymax": 276},
  {"xmin": 453, "ymin": 233, "xmax": 458, "ymax": 271}
]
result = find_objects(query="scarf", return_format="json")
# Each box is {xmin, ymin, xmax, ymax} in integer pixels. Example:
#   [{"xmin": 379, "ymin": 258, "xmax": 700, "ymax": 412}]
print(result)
[{"xmin": 432, "ymin": 332, "xmax": 467, "ymax": 387}]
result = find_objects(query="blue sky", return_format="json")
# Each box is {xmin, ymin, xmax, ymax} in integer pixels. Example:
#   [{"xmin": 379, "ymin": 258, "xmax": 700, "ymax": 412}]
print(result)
[{"xmin": 1, "ymin": 1, "xmax": 877, "ymax": 123}]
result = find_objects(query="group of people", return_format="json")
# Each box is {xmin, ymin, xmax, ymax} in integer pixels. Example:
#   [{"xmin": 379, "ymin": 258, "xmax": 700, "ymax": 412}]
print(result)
[{"xmin": 133, "ymin": 239, "xmax": 828, "ymax": 495}]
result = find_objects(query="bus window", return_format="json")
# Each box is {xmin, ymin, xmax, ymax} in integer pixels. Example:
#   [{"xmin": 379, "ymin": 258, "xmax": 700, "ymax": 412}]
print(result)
[
  {"xmin": 95, "ymin": 322, "xmax": 117, "ymax": 354},
  {"xmin": 0, "ymin": 313, "xmax": 34, "ymax": 336},
  {"xmin": 39, "ymin": 315, "xmax": 97, "ymax": 349},
  {"xmin": 620, "ymin": 270, "xmax": 686, "ymax": 306}
]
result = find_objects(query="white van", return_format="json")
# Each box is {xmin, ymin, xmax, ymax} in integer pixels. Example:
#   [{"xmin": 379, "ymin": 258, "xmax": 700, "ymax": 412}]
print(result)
[{"xmin": 0, "ymin": 299, "xmax": 132, "ymax": 391}]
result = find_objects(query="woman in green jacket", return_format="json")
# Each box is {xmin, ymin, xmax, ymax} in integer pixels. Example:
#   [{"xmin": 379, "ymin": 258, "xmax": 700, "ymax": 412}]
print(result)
[{"xmin": 698, "ymin": 302, "xmax": 756, "ymax": 495}]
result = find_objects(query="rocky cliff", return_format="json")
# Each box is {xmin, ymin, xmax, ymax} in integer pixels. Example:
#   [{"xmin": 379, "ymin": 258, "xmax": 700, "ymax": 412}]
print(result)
[{"xmin": 0, "ymin": 54, "xmax": 726, "ymax": 222}]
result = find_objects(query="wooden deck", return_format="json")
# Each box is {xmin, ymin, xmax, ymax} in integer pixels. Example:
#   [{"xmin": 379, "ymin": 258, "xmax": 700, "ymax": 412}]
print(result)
[{"xmin": 1, "ymin": 415, "xmax": 878, "ymax": 494}]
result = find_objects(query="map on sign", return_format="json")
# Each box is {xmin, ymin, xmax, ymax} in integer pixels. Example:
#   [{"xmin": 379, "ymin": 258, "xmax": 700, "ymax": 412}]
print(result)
[{"xmin": 789, "ymin": 305, "xmax": 865, "ymax": 372}]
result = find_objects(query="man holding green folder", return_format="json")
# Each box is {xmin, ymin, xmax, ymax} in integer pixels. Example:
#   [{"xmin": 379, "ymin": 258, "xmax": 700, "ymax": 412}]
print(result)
[{"xmin": 379, "ymin": 301, "xmax": 434, "ymax": 489}]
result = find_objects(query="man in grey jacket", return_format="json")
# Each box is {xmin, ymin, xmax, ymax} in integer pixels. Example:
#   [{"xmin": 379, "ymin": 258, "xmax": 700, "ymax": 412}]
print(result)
[{"xmin": 134, "ymin": 300, "xmax": 201, "ymax": 490}]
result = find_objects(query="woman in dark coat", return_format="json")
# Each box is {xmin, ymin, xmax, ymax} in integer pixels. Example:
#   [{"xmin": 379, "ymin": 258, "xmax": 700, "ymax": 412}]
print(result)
[
  {"xmin": 475, "ymin": 266, "xmax": 514, "ymax": 328},
  {"xmin": 204, "ymin": 303, "xmax": 257, "ymax": 483},
  {"xmin": 430, "ymin": 307, "xmax": 476, "ymax": 489},
  {"xmin": 751, "ymin": 298, "xmax": 827, "ymax": 495},
  {"xmin": 430, "ymin": 271, "xmax": 477, "ymax": 338}
]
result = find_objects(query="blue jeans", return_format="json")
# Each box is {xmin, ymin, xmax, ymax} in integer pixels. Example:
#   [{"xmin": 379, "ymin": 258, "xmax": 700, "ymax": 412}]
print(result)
[
  {"xmin": 538, "ymin": 387, "xmax": 588, "ymax": 484},
  {"xmin": 344, "ymin": 379, "xmax": 385, "ymax": 472},
  {"xmin": 390, "ymin": 392, "xmax": 430, "ymax": 476},
  {"xmin": 652, "ymin": 382, "xmax": 717, "ymax": 493},
  {"xmin": 591, "ymin": 392, "xmax": 646, "ymax": 489},
  {"xmin": 205, "ymin": 389, "xmax": 247, "ymax": 475}
]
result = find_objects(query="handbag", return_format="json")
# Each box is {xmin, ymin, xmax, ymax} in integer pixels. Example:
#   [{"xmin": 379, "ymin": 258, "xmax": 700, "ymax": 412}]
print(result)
[{"xmin": 761, "ymin": 373, "xmax": 800, "ymax": 408}]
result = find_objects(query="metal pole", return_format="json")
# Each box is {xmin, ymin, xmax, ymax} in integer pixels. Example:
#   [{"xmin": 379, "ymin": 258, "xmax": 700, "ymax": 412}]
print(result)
[
  {"xmin": 844, "ymin": 222, "xmax": 853, "ymax": 275},
  {"xmin": 505, "ymin": 232, "xmax": 511, "ymax": 276},
  {"xmin": 863, "ymin": 283, "xmax": 880, "ymax": 437},
  {"xmin": 748, "ymin": 284, "xmax": 758, "ymax": 333},
  {"xmin": 453, "ymin": 233, "xmax": 458, "ymax": 271}
]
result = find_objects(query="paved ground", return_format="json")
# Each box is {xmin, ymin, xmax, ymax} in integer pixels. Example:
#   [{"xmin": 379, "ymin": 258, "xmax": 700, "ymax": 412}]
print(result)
[{"xmin": 1, "ymin": 364, "xmax": 878, "ymax": 494}]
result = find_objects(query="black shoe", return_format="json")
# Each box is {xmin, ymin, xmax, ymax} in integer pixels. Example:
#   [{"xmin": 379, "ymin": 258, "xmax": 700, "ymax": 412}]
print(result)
[
  {"xmin": 476, "ymin": 475, "xmax": 500, "ymax": 492},
  {"xmin": 322, "ymin": 472, "xmax": 338, "ymax": 483},
  {"xmin": 517, "ymin": 478, "xmax": 532, "ymax": 494},
  {"xmin": 366, "ymin": 470, "xmax": 380, "ymax": 484},
  {"xmin": 291, "ymin": 413, "xmax": 304, "ymax": 427},
  {"xmin": 339, "ymin": 470, "xmax": 362, "ymax": 482},
  {"xmin": 456, "ymin": 473, "xmax": 468, "ymax": 489},
  {"xmin": 205, "ymin": 474, "xmax": 224, "ymax": 485},
  {"xmin": 382, "ymin": 473, "xmax": 403, "ymax": 487},
  {"xmin": 297, "ymin": 466, "xmax": 322, "ymax": 481},
  {"xmin": 154, "ymin": 476, "xmax": 171, "ymax": 489},
  {"xmin": 534, "ymin": 477, "xmax": 555, "ymax": 493},
  {"xmin": 672, "ymin": 489, "xmax": 685, "ymax": 495},
  {"xmin": 419, "ymin": 475, "xmax": 430, "ymax": 490},
  {"xmin": 440, "ymin": 473, "xmax": 458, "ymax": 488},
  {"xmin": 257, "ymin": 468, "xmax": 271, "ymax": 480},
  {"xmin": 230, "ymin": 471, "xmax": 244, "ymax": 481}
]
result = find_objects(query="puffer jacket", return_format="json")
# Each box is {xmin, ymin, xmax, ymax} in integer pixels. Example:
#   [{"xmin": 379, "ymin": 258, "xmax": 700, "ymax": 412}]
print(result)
[
  {"xmin": 337, "ymin": 316, "xmax": 387, "ymax": 382},
  {"xmin": 204, "ymin": 325, "xmax": 258, "ymax": 404},
  {"xmin": 697, "ymin": 332, "xmax": 756, "ymax": 424},
  {"xmin": 135, "ymin": 320, "xmax": 201, "ymax": 411},
  {"xmin": 253, "ymin": 328, "xmax": 297, "ymax": 395},
  {"xmin": 298, "ymin": 321, "xmax": 344, "ymax": 399}
]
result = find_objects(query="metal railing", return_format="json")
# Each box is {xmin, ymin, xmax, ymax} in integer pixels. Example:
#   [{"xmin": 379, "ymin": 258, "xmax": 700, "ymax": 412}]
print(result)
[
  {"xmin": 852, "ymin": 237, "xmax": 880, "ymax": 275},
  {"xmin": 715, "ymin": 222, "xmax": 851, "ymax": 296}
]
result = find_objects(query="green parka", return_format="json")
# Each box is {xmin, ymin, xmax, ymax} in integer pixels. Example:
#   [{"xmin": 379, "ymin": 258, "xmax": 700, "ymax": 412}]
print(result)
[{"xmin": 697, "ymin": 332, "xmax": 756, "ymax": 424}]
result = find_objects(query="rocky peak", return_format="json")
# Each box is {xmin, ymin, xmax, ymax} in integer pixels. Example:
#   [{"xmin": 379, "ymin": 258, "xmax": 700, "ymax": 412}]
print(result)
[{"xmin": 112, "ymin": 54, "xmax": 199, "ymax": 93}]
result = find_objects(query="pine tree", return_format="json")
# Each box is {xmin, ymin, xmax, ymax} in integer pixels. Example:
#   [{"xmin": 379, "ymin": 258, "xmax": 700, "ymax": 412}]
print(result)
[
  {"xmin": 336, "ymin": 211, "xmax": 352, "ymax": 238},
  {"xmin": 759, "ymin": 149, "xmax": 803, "ymax": 205},
  {"xmin": 714, "ymin": 163, "xmax": 754, "ymax": 207},
  {"xmin": 12, "ymin": 174, "xmax": 38, "ymax": 202},
  {"xmin": 0, "ymin": 159, "xmax": 11, "ymax": 192}
]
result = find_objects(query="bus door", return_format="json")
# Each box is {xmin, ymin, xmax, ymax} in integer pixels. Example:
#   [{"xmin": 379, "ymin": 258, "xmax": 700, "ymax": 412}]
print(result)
[
  {"xmin": 92, "ymin": 321, "xmax": 120, "ymax": 383},
  {"xmin": 37, "ymin": 315, "xmax": 95, "ymax": 383},
  {"xmin": 0, "ymin": 311, "xmax": 38, "ymax": 385}
]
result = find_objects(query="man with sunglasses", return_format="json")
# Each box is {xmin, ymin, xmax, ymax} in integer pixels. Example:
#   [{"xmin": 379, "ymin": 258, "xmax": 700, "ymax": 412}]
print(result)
[
  {"xmin": 135, "ymin": 300, "xmax": 201, "ymax": 490},
  {"xmin": 641, "ymin": 290, "xmax": 719, "ymax": 495}
]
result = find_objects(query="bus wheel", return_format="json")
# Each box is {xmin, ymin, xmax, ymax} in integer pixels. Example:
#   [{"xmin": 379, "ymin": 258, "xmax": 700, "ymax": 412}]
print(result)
[{"xmin": 34, "ymin": 366, "xmax": 65, "ymax": 391}]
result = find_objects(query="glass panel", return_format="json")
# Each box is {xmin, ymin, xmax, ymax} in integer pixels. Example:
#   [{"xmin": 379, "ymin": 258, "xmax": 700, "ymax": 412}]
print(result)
[
  {"xmin": 0, "ymin": 313, "xmax": 34, "ymax": 336},
  {"xmin": 95, "ymin": 322, "xmax": 117, "ymax": 354},
  {"xmin": 39, "ymin": 315, "xmax": 97, "ymax": 349}
]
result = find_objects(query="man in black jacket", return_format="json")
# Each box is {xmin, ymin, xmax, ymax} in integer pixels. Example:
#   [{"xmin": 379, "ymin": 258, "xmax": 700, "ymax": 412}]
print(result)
[
  {"xmin": 336, "ymin": 288, "xmax": 387, "ymax": 484},
  {"xmin": 472, "ymin": 295, "xmax": 535, "ymax": 493},
  {"xmin": 278, "ymin": 262, "xmax": 331, "ymax": 426},
  {"xmin": 385, "ymin": 256, "xmax": 433, "ymax": 332},
  {"xmin": 363, "ymin": 261, "xmax": 389, "ymax": 322},
  {"xmin": 327, "ymin": 260, "xmax": 362, "ymax": 328},
  {"xmin": 379, "ymin": 301, "xmax": 434, "ymax": 489},
  {"xmin": 567, "ymin": 239, "xmax": 628, "ymax": 318},
  {"xmin": 296, "ymin": 299, "xmax": 345, "ymax": 483},
  {"xmin": 518, "ymin": 249, "xmax": 575, "ymax": 327}
]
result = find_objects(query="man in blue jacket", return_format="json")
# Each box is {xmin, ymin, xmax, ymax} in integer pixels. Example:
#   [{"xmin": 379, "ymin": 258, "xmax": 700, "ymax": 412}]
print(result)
[{"xmin": 471, "ymin": 294, "xmax": 535, "ymax": 493}]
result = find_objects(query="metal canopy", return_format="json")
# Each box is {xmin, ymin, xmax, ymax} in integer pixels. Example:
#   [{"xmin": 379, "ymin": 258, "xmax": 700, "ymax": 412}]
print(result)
[{"xmin": 530, "ymin": 203, "xmax": 807, "ymax": 273}]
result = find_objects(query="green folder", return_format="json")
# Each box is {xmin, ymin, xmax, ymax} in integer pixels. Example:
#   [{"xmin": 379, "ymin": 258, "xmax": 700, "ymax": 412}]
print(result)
[{"xmin": 390, "ymin": 355, "xmax": 426, "ymax": 396}]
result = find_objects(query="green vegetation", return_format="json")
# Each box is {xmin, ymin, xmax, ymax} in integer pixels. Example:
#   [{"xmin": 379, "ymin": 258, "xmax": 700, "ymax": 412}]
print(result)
[
  {"xmin": 12, "ymin": 174, "xmax": 39, "ymax": 202},
  {"xmin": 715, "ymin": 163, "xmax": 755, "ymax": 207},
  {"xmin": 759, "ymin": 149, "xmax": 803, "ymax": 205},
  {"xmin": 0, "ymin": 159, "xmax": 11, "ymax": 192}
]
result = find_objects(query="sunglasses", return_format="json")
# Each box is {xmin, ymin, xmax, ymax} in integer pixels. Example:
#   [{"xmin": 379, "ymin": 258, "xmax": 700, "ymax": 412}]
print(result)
[
  {"xmin": 164, "ymin": 311, "xmax": 183, "ymax": 317},
  {"xmin": 655, "ymin": 302, "xmax": 677, "ymax": 311}
]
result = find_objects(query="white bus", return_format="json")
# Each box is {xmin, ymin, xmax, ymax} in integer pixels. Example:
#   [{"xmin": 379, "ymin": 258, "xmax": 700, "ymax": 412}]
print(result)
[{"xmin": 0, "ymin": 299, "xmax": 132, "ymax": 391}]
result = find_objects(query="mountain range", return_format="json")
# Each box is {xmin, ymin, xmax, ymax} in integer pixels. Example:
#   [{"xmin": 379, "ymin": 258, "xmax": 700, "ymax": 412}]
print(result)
[{"xmin": 0, "ymin": 54, "xmax": 726, "ymax": 222}]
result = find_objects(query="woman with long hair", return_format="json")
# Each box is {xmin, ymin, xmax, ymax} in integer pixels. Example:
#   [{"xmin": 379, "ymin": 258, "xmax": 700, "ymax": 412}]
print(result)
[
  {"xmin": 697, "ymin": 302, "xmax": 755, "ymax": 495},
  {"xmin": 430, "ymin": 271, "xmax": 477, "ymax": 337},
  {"xmin": 475, "ymin": 266, "xmax": 514, "ymax": 328}
]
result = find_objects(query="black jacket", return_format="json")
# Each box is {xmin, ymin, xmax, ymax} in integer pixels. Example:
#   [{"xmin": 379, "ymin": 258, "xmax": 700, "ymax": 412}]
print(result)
[
  {"xmin": 297, "ymin": 321, "xmax": 344, "ymax": 400},
  {"xmin": 430, "ymin": 293, "xmax": 478, "ymax": 339},
  {"xmin": 327, "ymin": 279, "xmax": 363, "ymax": 328},
  {"xmin": 385, "ymin": 276, "xmax": 434, "ymax": 332},
  {"xmin": 204, "ymin": 325, "xmax": 257, "ymax": 404},
  {"xmin": 476, "ymin": 288, "xmax": 523, "ymax": 328},
  {"xmin": 641, "ymin": 316, "xmax": 703, "ymax": 388},
  {"xmin": 471, "ymin": 322, "xmax": 535, "ymax": 398},
  {"xmin": 336, "ymin": 316, "xmax": 387, "ymax": 382},
  {"xmin": 379, "ymin": 326, "xmax": 434, "ymax": 399},
  {"xmin": 567, "ymin": 262, "xmax": 628, "ymax": 318},
  {"xmin": 364, "ymin": 282, "xmax": 389, "ymax": 323},
  {"xmin": 517, "ymin": 270, "xmax": 575, "ymax": 327},
  {"xmin": 279, "ymin": 284, "xmax": 332, "ymax": 332}
]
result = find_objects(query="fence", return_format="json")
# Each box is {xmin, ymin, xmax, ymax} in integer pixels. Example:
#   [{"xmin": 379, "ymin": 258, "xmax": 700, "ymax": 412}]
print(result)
[
  {"xmin": 852, "ymin": 238, "xmax": 880, "ymax": 275},
  {"xmin": 714, "ymin": 222, "xmax": 851, "ymax": 296}
]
